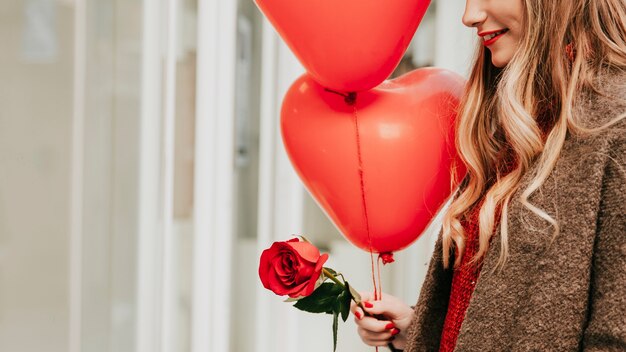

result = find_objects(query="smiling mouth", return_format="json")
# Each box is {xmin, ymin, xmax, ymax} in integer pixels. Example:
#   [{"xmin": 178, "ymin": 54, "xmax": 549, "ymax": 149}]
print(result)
[{"xmin": 484, "ymin": 28, "xmax": 509, "ymax": 41}]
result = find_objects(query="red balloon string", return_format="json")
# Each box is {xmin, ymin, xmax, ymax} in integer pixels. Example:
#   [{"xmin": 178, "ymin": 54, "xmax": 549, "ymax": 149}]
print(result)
[
  {"xmin": 376, "ymin": 253, "xmax": 395, "ymax": 308},
  {"xmin": 351, "ymin": 102, "xmax": 380, "ymax": 303},
  {"xmin": 352, "ymin": 96, "xmax": 388, "ymax": 352},
  {"xmin": 377, "ymin": 255, "xmax": 383, "ymax": 300}
]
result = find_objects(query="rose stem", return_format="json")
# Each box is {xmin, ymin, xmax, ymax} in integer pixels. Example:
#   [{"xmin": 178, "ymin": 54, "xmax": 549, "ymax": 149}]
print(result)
[
  {"xmin": 322, "ymin": 268, "xmax": 345, "ymax": 287},
  {"xmin": 322, "ymin": 268, "xmax": 367, "ymax": 310}
]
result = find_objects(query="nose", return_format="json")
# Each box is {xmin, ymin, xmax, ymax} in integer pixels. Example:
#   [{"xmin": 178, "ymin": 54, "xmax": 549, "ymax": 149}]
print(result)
[{"xmin": 462, "ymin": 0, "xmax": 487, "ymax": 28}]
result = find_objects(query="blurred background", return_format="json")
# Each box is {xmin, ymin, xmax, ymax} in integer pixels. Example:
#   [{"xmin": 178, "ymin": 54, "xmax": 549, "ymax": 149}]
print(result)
[{"xmin": 0, "ymin": 0, "xmax": 474, "ymax": 351}]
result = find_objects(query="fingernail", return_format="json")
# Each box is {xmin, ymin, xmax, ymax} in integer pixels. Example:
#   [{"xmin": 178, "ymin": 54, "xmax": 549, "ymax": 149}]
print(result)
[
  {"xmin": 385, "ymin": 323, "xmax": 395, "ymax": 330},
  {"xmin": 391, "ymin": 328, "xmax": 400, "ymax": 336},
  {"xmin": 364, "ymin": 301, "xmax": 374, "ymax": 308},
  {"xmin": 354, "ymin": 311, "xmax": 361, "ymax": 319}
]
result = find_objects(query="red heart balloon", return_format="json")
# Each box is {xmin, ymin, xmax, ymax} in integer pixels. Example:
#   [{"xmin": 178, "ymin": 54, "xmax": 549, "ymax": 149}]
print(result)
[
  {"xmin": 281, "ymin": 68, "xmax": 467, "ymax": 254},
  {"xmin": 254, "ymin": 0, "xmax": 431, "ymax": 93}
]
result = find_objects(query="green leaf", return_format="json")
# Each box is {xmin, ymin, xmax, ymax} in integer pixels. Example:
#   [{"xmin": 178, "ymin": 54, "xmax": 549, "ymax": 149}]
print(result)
[
  {"xmin": 293, "ymin": 283, "xmax": 343, "ymax": 314},
  {"xmin": 338, "ymin": 282, "xmax": 352, "ymax": 322},
  {"xmin": 299, "ymin": 235, "xmax": 312, "ymax": 243},
  {"xmin": 332, "ymin": 311, "xmax": 339, "ymax": 352},
  {"xmin": 348, "ymin": 283, "xmax": 362, "ymax": 304}
]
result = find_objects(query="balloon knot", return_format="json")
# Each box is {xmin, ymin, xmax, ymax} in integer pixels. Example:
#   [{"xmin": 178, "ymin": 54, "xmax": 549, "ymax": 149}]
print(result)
[
  {"xmin": 379, "ymin": 252, "xmax": 395, "ymax": 265},
  {"xmin": 344, "ymin": 92, "xmax": 357, "ymax": 105},
  {"xmin": 323, "ymin": 88, "xmax": 357, "ymax": 106}
]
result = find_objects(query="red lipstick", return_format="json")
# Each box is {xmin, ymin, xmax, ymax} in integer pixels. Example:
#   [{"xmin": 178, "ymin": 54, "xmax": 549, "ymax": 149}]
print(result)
[{"xmin": 480, "ymin": 28, "xmax": 509, "ymax": 46}]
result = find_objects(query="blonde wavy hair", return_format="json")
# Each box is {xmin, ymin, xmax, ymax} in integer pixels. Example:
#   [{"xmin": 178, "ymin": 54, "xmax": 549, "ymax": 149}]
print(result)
[{"xmin": 442, "ymin": 0, "xmax": 626, "ymax": 271}]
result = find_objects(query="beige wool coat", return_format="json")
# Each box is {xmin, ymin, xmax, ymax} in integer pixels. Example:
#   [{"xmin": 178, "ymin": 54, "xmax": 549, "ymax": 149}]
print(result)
[{"xmin": 403, "ymin": 68, "xmax": 626, "ymax": 352}]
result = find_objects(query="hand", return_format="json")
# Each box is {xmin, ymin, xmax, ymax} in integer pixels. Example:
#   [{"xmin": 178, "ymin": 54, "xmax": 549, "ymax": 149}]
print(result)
[{"xmin": 350, "ymin": 291, "xmax": 415, "ymax": 349}]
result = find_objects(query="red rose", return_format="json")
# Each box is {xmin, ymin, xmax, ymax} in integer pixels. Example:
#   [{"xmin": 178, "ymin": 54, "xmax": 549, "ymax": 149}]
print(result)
[{"xmin": 259, "ymin": 238, "xmax": 329, "ymax": 298}]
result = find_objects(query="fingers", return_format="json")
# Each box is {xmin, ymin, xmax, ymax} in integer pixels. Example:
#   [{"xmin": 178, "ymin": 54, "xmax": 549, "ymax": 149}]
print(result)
[
  {"xmin": 360, "ymin": 296, "xmax": 409, "ymax": 320},
  {"xmin": 357, "ymin": 326, "xmax": 393, "ymax": 345},
  {"xmin": 356, "ymin": 322, "xmax": 399, "ymax": 347},
  {"xmin": 349, "ymin": 300, "xmax": 363, "ymax": 320},
  {"xmin": 355, "ymin": 315, "xmax": 396, "ymax": 333},
  {"xmin": 351, "ymin": 292, "xmax": 407, "ymax": 348},
  {"xmin": 350, "ymin": 291, "xmax": 374, "ymax": 319}
]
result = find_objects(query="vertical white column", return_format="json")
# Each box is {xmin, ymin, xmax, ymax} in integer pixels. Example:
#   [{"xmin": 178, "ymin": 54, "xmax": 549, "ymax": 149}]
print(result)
[
  {"xmin": 255, "ymin": 16, "xmax": 306, "ymax": 352},
  {"xmin": 160, "ymin": 0, "xmax": 179, "ymax": 349},
  {"xmin": 255, "ymin": 19, "xmax": 278, "ymax": 352},
  {"xmin": 191, "ymin": 0, "xmax": 215, "ymax": 349},
  {"xmin": 136, "ymin": 0, "xmax": 163, "ymax": 350},
  {"xmin": 69, "ymin": 0, "xmax": 86, "ymax": 350},
  {"xmin": 191, "ymin": 0, "xmax": 214, "ymax": 349},
  {"xmin": 193, "ymin": 0, "xmax": 237, "ymax": 351}
]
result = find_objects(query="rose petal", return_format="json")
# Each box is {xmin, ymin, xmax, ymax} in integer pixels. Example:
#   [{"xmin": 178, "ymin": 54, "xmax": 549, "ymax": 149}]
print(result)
[
  {"xmin": 288, "ymin": 280, "xmax": 313, "ymax": 298},
  {"xmin": 290, "ymin": 254, "xmax": 325, "ymax": 297},
  {"xmin": 303, "ymin": 253, "xmax": 329, "ymax": 296},
  {"xmin": 267, "ymin": 267, "xmax": 290, "ymax": 296},
  {"xmin": 295, "ymin": 262, "xmax": 315, "ymax": 282},
  {"xmin": 258, "ymin": 243, "xmax": 283, "ymax": 288},
  {"xmin": 277, "ymin": 254, "xmax": 299, "ymax": 280},
  {"xmin": 287, "ymin": 241, "xmax": 321, "ymax": 263},
  {"xmin": 273, "ymin": 256, "xmax": 292, "ymax": 277},
  {"xmin": 281, "ymin": 254, "xmax": 296, "ymax": 273},
  {"xmin": 316, "ymin": 253, "xmax": 329, "ymax": 270}
]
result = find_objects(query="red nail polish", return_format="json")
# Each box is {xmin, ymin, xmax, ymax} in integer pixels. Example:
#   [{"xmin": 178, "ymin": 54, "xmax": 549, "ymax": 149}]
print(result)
[
  {"xmin": 355, "ymin": 311, "xmax": 361, "ymax": 319},
  {"xmin": 364, "ymin": 301, "xmax": 374, "ymax": 308},
  {"xmin": 385, "ymin": 323, "xmax": 395, "ymax": 330},
  {"xmin": 391, "ymin": 328, "xmax": 400, "ymax": 336}
]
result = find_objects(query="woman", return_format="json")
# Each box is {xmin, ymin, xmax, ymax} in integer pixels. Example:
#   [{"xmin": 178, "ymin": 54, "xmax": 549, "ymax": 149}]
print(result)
[{"xmin": 350, "ymin": 0, "xmax": 626, "ymax": 351}]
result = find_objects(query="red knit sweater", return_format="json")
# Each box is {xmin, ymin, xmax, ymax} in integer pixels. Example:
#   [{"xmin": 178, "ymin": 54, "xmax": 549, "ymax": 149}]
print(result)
[
  {"xmin": 438, "ymin": 149, "xmax": 518, "ymax": 352},
  {"xmin": 438, "ymin": 197, "xmax": 501, "ymax": 352}
]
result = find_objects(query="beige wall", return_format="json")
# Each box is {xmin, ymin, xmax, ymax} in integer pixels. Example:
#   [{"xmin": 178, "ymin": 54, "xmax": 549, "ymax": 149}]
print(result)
[
  {"xmin": 0, "ymin": 1, "xmax": 73, "ymax": 351},
  {"xmin": 0, "ymin": 1, "xmax": 144, "ymax": 351}
]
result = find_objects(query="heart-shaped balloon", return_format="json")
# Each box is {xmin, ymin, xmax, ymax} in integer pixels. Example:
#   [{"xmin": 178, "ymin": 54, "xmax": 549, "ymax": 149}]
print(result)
[
  {"xmin": 281, "ymin": 68, "xmax": 467, "ymax": 254},
  {"xmin": 254, "ymin": 0, "xmax": 431, "ymax": 93}
]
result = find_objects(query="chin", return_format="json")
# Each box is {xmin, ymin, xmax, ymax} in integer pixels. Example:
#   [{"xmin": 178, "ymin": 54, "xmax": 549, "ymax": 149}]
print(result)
[{"xmin": 490, "ymin": 55, "xmax": 510, "ymax": 68}]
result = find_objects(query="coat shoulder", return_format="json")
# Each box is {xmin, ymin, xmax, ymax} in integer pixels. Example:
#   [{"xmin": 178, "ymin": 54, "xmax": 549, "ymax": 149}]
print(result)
[{"xmin": 573, "ymin": 66, "xmax": 626, "ymax": 135}]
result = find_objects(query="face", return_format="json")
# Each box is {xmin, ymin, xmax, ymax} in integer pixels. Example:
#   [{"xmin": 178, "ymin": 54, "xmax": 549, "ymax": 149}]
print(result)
[{"xmin": 463, "ymin": 0, "xmax": 525, "ymax": 68}]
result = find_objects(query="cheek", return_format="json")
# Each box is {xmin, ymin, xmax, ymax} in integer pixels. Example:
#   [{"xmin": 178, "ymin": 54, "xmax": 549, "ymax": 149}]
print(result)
[
  {"xmin": 502, "ymin": 32, "xmax": 520, "ymax": 51},
  {"xmin": 503, "ymin": 0, "xmax": 524, "ymax": 23},
  {"xmin": 492, "ymin": 29, "xmax": 521, "ymax": 65},
  {"xmin": 505, "ymin": 31, "xmax": 522, "ymax": 56}
]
